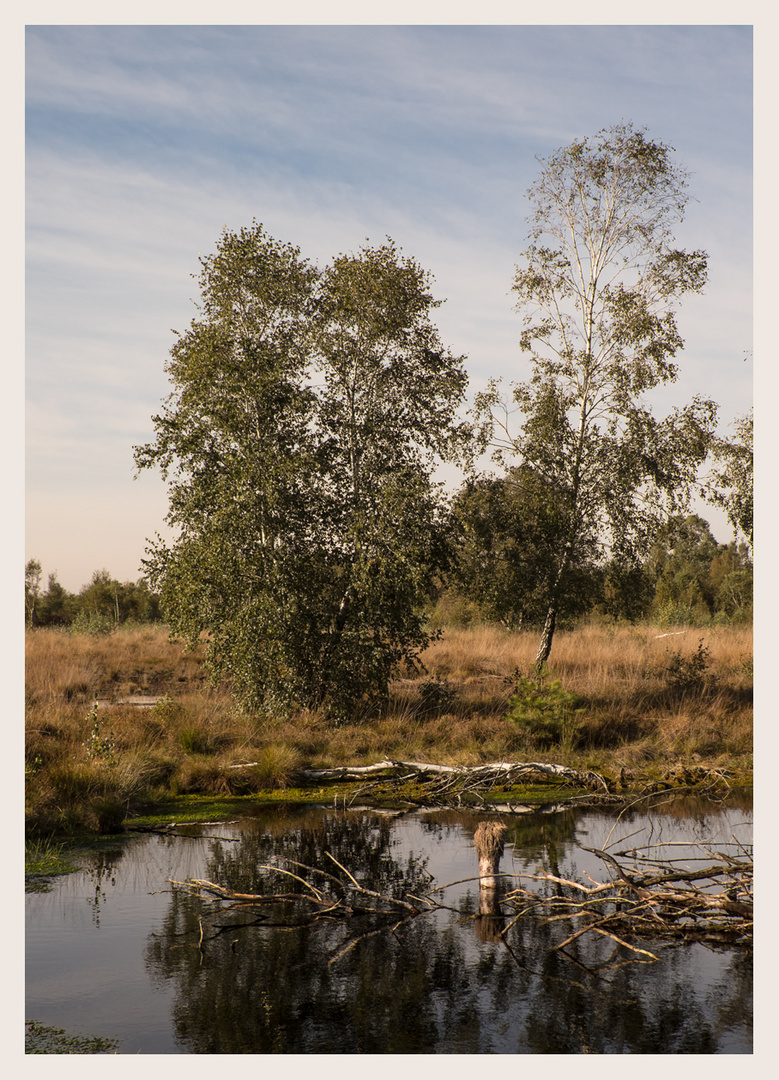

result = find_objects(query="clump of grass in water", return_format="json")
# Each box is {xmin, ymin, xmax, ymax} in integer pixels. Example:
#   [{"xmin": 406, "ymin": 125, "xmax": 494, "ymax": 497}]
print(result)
[{"xmin": 25, "ymin": 838, "xmax": 79, "ymax": 888}]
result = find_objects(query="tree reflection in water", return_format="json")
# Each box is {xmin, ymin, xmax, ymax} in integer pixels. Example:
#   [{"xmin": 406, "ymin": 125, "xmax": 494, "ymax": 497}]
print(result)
[{"xmin": 144, "ymin": 806, "xmax": 752, "ymax": 1053}]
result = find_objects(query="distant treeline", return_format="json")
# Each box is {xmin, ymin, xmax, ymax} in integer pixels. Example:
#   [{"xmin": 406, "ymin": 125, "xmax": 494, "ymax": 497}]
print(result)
[
  {"xmin": 26, "ymin": 510, "xmax": 751, "ymax": 635},
  {"xmin": 24, "ymin": 563, "xmax": 162, "ymax": 632}
]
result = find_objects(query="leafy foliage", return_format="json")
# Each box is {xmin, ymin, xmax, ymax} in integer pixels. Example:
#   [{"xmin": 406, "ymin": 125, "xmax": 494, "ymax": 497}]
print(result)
[
  {"xmin": 707, "ymin": 407, "xmax": 753, "ymax": 549},
  {"xmin": 648, "ymin": 514, "xmax": 752, "ymax": 624},
  {"xmin": 661, "ymin": 639, "xmax": 713, "ymax": 696},
  {"xmin": 134, "ymin": 224, "xmax": 468, "ymax": 719},
  {"xmin": 25, "ymin": 559, "xmax": 42, "ymax": 628},
  {"xmin": 25, "ymin": 1019, "xmax": 119, "ymax": 1055},
  {"xmin": 83, "ymin": 700, "xmax": 116, "ymax": 766},
  {"xmin": 476, "ymin": 123, "xmax": 717, "ymax": 667},
  {"xmin": 23, "ymin": 563, "xmax": 161, "ymax": 629},
  {"xmin": 450, "ymin": 466, "xmax": 601, "ymax": 629}
]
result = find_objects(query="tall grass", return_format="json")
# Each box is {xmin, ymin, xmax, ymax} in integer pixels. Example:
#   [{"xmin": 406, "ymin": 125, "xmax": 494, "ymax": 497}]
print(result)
[{"xmin": 25, "ymin": 621, "xmax": 752, "ymax": 837}]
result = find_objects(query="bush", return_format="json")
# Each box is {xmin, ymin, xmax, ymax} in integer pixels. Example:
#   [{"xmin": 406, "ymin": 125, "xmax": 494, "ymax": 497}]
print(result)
[
  {"xmin": 69, "ymin": 612, "xmax": 116, "ymax": 636},
  {"xmin": 504, "ymin": 667, "xmax": 586, "ymax": 749},
  {"xmin": 662, "ymin": 639, "xmax": 713, "ymax": 697},
  {"xmin": 151, "ymin": 694, "xmax": 185, "ymax": 723},
  {"xmin": 83, "ymin": 701, "xmax": 116, "ymax": 766},
  {"xmin": 656, "ymin": 602, "xmax": 702, "ymax": 628}
]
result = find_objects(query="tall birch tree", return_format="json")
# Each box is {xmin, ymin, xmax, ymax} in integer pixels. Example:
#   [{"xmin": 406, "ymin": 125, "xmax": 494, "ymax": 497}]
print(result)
[{"xmin": 476, "ymin": 123, "xmax": 717, "ymax": 668}]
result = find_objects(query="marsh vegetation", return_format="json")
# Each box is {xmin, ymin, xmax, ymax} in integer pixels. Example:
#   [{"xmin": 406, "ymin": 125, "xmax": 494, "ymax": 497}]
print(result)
[{"xmin": 25, "ymin": 620, "xmax": 752, "ymax": 841}]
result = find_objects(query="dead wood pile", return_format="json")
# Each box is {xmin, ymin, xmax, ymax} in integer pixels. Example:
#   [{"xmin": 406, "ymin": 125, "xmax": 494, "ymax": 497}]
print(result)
[{"xmin": 502, "ymin": 836, "xmax": 753, "ymax": 963}]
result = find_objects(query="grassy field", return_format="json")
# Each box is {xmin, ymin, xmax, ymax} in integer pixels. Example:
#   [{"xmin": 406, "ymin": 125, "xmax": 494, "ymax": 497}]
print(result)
[{"xmin": 25, "ymin": 621, "xmax": 753, "ymax": 837}]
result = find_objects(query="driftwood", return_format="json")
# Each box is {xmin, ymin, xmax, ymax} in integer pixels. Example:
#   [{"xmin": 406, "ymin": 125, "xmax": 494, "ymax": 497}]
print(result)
[
  {"xmin": 501, "ymin": 836, "xmax": 753, "ymax": 965},
  {"xmin": 165, "ymin": 818, "xmax": 751, "ymax": 974},
  {"xmin": 305, "ymin": 760, "xmax": 607, "ymax": 792},
  {"xmin": 166, "ymin": 852, "xmax": 437, "ymax": 951},
  {"xmin": 227, "ymin": 757, "xmax": 609, "ymax": 797}
]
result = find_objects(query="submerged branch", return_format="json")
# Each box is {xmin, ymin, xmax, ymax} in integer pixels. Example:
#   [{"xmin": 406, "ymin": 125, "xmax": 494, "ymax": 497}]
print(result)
[
  {"xmin": 166, "ymin": 822, "xmax": 751, "ymax": 976},
  {"xmin": 502, "ymin": 837, "xmax": 753, "ymax": 956}
]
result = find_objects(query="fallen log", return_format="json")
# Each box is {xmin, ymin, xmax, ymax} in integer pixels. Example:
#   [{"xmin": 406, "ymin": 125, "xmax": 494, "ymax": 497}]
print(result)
[{"xmin": 226, "ymin": 758, "xmax": 609, "ymax": 793}]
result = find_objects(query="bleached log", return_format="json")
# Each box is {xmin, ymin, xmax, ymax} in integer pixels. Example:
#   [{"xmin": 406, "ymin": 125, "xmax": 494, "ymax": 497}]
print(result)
[{"xmin": 289, "ymin": 759, "xmax": 608, "ymax": 791}]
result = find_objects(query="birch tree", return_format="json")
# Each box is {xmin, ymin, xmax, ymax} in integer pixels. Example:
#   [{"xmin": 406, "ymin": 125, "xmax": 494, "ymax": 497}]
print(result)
[
  {"xmin": 135, "ymin": 225, "xmax": 467, "ymax": 719},
  {"xmin": 707, "ymin": 407, "xmax": 753, "ymax": 550},
  {"xmin": 476, "ymin": 123, "xmax": 717, "ymax": 668}
]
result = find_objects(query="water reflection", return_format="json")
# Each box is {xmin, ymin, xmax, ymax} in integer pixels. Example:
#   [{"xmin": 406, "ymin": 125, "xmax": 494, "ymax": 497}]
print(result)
[
  {"xmin": 25, "ymin": 798, "xmax": 752, "ymax": 1054},
  {"xmin": 142, "ymin": 803, "xmax": 751, "ymax": 1053}
]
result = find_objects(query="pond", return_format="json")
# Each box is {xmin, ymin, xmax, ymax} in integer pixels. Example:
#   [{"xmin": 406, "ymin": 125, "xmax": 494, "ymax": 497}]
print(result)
[{"xmin": 26, "ymin": 794, "xmax": 753, "ymax": 1054}]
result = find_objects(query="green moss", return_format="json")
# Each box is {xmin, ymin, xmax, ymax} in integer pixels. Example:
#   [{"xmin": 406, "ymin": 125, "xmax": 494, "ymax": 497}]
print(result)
[{"xmin": 126, "ymin": 789, "xmax": 335, "ymax": 828}]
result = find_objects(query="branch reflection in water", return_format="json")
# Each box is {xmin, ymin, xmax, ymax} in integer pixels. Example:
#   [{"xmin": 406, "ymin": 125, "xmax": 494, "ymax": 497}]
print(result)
[{"xmin": 141, "ymin": 801, "xmax": 751, "ymax": 1053}]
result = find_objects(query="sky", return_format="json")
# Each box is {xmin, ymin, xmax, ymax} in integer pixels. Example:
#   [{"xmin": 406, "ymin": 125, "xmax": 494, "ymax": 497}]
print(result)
[{"xmin": 23, "ymin": 18, "xmax": 755, "ymax": 593}]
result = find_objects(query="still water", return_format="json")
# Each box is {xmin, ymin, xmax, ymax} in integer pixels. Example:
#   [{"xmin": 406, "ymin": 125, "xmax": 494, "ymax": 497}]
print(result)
[{"xmin": 26, "ymin": 796, "xmax": 752, "ymax": 1054}]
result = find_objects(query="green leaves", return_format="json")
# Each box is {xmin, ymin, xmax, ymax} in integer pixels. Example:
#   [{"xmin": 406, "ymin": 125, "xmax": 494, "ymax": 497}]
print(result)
[
  {"xmin": 706, "ymin": 408, "xmax": 753, "ymax": 548},
  {"xmin": 450, "ymin": 466, "xmax": 599, "ymax": 630},
  {"xmin": 504, "ymin": 667, "xmax": 586, "ymax": 749},
  {"xmin": 135, "ymin": 225, "xmax": 468, "ymax": 720}
]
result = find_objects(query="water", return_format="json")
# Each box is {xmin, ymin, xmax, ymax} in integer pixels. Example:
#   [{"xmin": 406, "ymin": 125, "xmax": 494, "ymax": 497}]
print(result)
[{"xmin": 26, "ymin": 796, "xmax": 753, "ymax": 1054}]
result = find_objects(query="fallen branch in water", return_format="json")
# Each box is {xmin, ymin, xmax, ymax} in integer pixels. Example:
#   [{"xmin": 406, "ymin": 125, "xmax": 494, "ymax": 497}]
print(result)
[
  {"xmin": 165, "ymin": 821, "xmax": 752, "ymax": 977},
  {"xmin": 168, "ymin": 853, "xmax": 429, "ymax": 924},
  {"xmin": 502, "ymin": 836, "xmax": 753, "ymax": 961}
]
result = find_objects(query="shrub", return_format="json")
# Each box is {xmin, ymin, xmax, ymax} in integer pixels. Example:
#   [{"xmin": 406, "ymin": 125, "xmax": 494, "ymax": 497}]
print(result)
[
  {"xmin": 151, "ymin": 693, "xmax": 185, "ymax": 723},
  {"xmin": 83, "ymin": 700, "xmax": 116, "ymax": 766},
  {"xmin": 662, "ymin": 639, "xmax": 713, "ymax": 697},
  {"xmin": 69, "ymin": 612, "xmax": 115, "ymax": 636},
  {"xmin": 504, "ymin": 667, "xmax": 586, "ymax": 749},
  {"xmin": 656, "ymin": 602, "xmax": 700, "ymax": 628}
]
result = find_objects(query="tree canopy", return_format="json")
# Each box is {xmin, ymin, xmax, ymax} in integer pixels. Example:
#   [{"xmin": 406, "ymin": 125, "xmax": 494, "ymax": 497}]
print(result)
[
  {"xmin": 450, "ymin": 467, "xmax": 600, "ymax": 630},
  {"xmin": 135, "ymin": 224, "xmax": 468, "ymax": 719},
  {"xmin": 707, "ymin": 407, "xmax": 753, "ymax": 550}
]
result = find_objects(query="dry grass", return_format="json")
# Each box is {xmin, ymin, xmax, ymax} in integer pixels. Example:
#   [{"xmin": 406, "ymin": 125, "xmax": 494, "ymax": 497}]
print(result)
[{"xmin": 25, "ymin": 621, "xmax": 752, "ymax": 836}]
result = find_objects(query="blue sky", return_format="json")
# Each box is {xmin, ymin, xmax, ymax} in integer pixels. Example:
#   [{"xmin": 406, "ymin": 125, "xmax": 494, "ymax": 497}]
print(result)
[{"xmin": 24, "ymin": 22, "xmax": 754, "ymax": 592}]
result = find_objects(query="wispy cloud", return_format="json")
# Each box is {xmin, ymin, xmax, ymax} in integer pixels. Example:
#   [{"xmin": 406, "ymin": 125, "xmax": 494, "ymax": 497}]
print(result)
[{"xmin": 25, "ymin": 24, "xmax": 753, "ymax": 589}]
